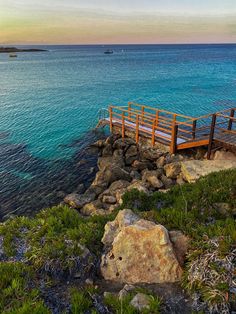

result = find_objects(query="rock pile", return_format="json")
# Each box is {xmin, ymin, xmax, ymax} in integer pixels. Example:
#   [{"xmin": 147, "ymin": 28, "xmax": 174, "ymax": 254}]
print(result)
[
  {"xmin": 64, "ymin": 134, "xmax": 236, "ymax": 215},
  {"xmin": 64, "ymin": 135, "xmax": 189, "ymax": 215}
]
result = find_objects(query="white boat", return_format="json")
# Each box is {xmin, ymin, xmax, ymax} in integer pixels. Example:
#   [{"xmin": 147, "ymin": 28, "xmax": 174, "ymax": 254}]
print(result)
[{"xmin": 9, "ymin": 53, "xmax": 17, "ymax": 58}]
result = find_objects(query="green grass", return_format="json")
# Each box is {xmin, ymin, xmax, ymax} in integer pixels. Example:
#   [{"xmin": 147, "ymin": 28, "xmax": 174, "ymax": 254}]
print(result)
[{"xmin": 0, "ymin": 262, "xmax": 49, "ymax": 314}]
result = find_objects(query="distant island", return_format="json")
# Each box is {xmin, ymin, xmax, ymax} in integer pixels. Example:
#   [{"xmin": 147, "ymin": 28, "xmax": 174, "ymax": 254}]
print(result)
[{"xmin": 0, "ymin": 47, "xmax": 47, "ymax": 53}]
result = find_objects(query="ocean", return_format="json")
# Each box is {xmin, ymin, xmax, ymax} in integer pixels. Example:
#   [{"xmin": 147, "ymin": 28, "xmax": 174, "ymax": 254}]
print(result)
[{"xmin": 0, "ymin": 44, "xmax": 236, "ymax": 218}]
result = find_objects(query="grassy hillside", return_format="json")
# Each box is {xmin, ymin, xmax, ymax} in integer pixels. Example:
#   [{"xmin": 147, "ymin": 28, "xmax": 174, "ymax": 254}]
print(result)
[{"xmin": 0, "ymin": 168, "xmax": 235, "ymax": 313}]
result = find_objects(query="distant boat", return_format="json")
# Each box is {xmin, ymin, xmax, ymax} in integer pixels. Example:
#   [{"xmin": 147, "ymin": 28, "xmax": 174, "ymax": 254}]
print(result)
[
  {"xmin": 104, "ymin": 49, "xmax": 113, "ymax": 55},
  {"xmin": 9, "ymin": 53, "xmax": 17, "ymax": 58}
]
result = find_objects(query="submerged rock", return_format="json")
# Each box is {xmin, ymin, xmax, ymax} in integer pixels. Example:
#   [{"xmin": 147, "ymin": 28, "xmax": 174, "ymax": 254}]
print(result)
[{"xmin": 100, "ymin": 209, "xmax": 184, "ymax": 284}]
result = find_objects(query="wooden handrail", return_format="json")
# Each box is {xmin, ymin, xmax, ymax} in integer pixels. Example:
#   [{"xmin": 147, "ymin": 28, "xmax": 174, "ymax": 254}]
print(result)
[
  {"xmin": 128, "ymin": 102, "xmax": 193, "ymax": 119},
  {"xmin": 108, "ymin": 104, "xmax": 236, "ymax": 154}
]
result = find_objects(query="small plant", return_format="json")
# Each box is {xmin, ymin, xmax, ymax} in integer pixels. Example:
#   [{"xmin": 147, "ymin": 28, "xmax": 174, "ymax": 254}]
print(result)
[{"xmin": 0, "ymin": 262, "xmax": 49, "ymax": 313}]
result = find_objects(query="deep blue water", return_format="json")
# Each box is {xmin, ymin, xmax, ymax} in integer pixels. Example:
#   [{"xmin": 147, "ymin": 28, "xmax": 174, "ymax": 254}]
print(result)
[{"xmin": 0, "ymin": 44, "xmax": 236, "ymax": 218}]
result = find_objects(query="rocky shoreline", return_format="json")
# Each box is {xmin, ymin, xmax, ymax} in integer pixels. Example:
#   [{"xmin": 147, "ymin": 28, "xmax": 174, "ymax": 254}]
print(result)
[
  {"xmin": 63, "ymin": 133, "xmax": 236, "ymax": 217},
  {"xmin": 0, "ymin": 133, "xmax": 236, "ymax": 313}
]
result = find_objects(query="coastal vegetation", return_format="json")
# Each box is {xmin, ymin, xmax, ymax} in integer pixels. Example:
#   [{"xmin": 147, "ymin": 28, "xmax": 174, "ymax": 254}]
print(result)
[{"xmin": 0, "ymin": 166, "xmax": 235, "ymax": 313}]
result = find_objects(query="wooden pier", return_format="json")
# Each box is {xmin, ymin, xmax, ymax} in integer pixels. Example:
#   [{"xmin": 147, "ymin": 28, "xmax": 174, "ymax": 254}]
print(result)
[{"xmin": 99, "ymin": 102, "xmax": 236, "ymax": 158}]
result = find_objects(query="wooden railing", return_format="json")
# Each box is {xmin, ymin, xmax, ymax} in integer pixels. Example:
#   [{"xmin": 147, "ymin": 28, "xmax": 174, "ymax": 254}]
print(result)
[
  {"xmin": 207, "ymin": 108, "xmax": 236, "ymax": 158},
  {"xmin": 108, "ymin": 103, "xmax": 236, "ymax": 155}
]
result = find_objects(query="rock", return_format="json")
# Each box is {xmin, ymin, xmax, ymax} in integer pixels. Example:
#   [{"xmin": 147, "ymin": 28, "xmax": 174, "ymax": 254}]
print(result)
[
  {"xmin": 139, "ymin": 147, "xmax": 163, "ymax": 161},
  {"xmin": 115, "ymin": 189, "xmax": 127, "ymax": 205},
  {"xmin": 92, "ymin": 165, "xmax": 131, "ymax": 190},
  {"xmin": 113, "ymin": 138, "xmax": 136, "ymax": 150},
  {"xmin": 181, "ymin": 160, "xmax": 236, "ymax": 183},
  {"xmin": 81, "ymin": 200, "xmax": 102, "ymax": 216},
  {"xmin": 102, "ymin": 195, "xmax": 117, "ymax": 204},
  {"xmin": 105, "ymin": 134, "xmax": 120, "ymax": 145},
  {"xmin": 85, "ymin": 278, "xmax": 94, "ymax": 285},
  {"xmin": 113, "ymin": 149, "xmax": 123, "ymax": 158},
  {"xmin": 125, "ymin": 145, "xmax": 138, "ymax": 158},
  {"xmin": 64, "ymin": 193, "xmax": 96, "ymax": 209},
  {"xmin": 125, "ymin": 145, "xmax": 138, "ymax": 165},
  {"xmin": 213, "ymin": 150, "xmax": 236, "ymax": 161},
  {"xmin": 101, "ymin": 209, "xmax": 139, "ymax": 248},
  {"xmin": 101, "ymin": 209, "xmax": 184, "ymax": 284},
  {"xmin": 142, "ymin": 170, "xmax": 164, "ymax": 189},
  {"xmin": 109, "ymin": 180, "xmax": 130, "ymax": 192},
  {"xmin": 161, "ymin": 175, "xmax": 174, "ymax": 189},
  {"xmin": 164, "ymin": 162, "xmax": 181, "ymax": 179},
  {"xmin": 176, "ymin": 174, "xmax": 185, "ymax": 185},
  {"xmin": 132, "ymin": 160, "xmax": 154, "ymax": 171},
  {"xmin": 213, "ymin": 202, "xmax": 233, "ymax": 215},
  {"xmin": 130, "ymin": 170, "xmax": 141, "ymax": 180},
  {"xmin": 156, "ymin": 156, "xmax": 166, "ymax": 168},
  {"xmin": 102, "ymin": 143, "xmax": 113, "ymax": 156},
  {"xmin": 118, "ymin": 284, "xmax": 135, "ymax": 300},
  {"xmin": 98, "ymin": 155, "xmax": 124, "ymax": 171},
  {"xmin": 169, "ymin": 231, "xmax": 188, "ymax": 267},
  {"xmin": 92, "ymin": 139, "xmax": 105, "ymax": 148},
  {"xmin": 130, "ymin": 293, "xmax": 150, "ymax": 311},
  {"xmin": 127, "ymin": 180, "xmax": 149, "ymax": 194}
]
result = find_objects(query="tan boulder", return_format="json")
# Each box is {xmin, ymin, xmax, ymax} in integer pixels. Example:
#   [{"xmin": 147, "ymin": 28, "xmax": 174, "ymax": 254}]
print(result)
[
  {"xmin": 100, "ymin": 209, "xmax": 184, "ymax": 284},
  {"xmin": 213, "ymin": 150, "xmax": 236, "ymax": 161},
  {"xmin": 181, "ymin": 160, "xmax": 236, "ymax": 183}
]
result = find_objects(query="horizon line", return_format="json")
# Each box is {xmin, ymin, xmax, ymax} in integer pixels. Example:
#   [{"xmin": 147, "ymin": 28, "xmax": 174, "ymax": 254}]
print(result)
[{"xmin": 1, "ymin": 42, "xmax": 236, "ymax": 46}]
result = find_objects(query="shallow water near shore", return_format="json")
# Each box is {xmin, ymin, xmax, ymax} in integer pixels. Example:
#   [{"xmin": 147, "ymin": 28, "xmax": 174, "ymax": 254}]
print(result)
[{"xmin": 0, "ymin": 44, "xmax": 236, "ymax": 217}]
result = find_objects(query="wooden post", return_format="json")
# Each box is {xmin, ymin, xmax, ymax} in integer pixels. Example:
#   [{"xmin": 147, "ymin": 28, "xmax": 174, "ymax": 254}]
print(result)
[
  {"xmin": 228, "ymin": 109, "xmax": 235, "ymax": 131},
  {"xmin": 136, "ymin": 114, "xmax": 139, "ymax": 144},
  {"xmin": 170, "ymin": 123, "xmax": 178, "ymax": 154},
  {"xmin": 109, "ymin": 107, "xmax": 113, "ymax": 132},
  {"xmin": 207, "ymin": 114, "xmax": 217, "ymax": 160},
  {"xmin": 152, "ymin": 119, "xmax": 155, "ymax": 146},
  {"xmin": 122, "ymin": 111, "xmax": 125, "ymax": 138},
  {"xmin": 192, "ymin": 120, "xmax": 197, "ymax": 139}
]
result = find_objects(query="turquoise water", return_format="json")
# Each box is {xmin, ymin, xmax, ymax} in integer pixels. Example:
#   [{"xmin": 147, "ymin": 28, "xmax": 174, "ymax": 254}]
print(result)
[{"xmin": 0, "ymin": 44, "xmax": 236, "ymax": 217}]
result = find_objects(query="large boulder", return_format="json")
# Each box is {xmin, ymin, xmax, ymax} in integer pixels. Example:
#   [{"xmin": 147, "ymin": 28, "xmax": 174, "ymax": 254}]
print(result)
[
  {"xmin": 181, "ymin": 160, "xmax": 236, "ymax": 183},
  {"xmin": 100, "ymin": 209, "xmax": 185, "ymax": 284}
]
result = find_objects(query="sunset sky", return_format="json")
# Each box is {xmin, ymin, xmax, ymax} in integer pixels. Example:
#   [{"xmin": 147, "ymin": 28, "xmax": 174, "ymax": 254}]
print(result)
[{"xmin": 0, "ymin": 0, "xmax": 236, "ymax": 44}]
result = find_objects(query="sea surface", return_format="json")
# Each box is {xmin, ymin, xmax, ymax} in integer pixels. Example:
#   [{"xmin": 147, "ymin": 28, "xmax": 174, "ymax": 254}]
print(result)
[{"xmin": 0, "ymin": 44, "xmax": 236, "ymax": 218}]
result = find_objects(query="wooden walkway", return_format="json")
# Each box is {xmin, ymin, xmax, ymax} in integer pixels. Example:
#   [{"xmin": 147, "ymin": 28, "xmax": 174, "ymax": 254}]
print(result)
[{"xmin": 99, "ymin": 102, "xmax": 236, "ymax": 158}]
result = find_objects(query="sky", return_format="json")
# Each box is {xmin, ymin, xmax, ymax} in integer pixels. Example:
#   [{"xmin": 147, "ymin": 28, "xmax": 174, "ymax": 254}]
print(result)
[{"xmin": 0, "ymin": 0, "xmax": 236, "ymax": 44}]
